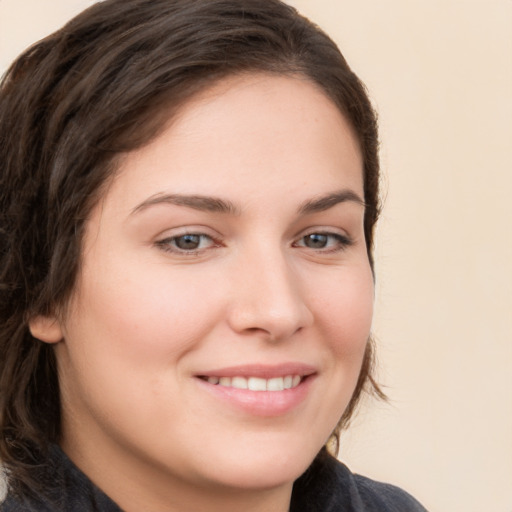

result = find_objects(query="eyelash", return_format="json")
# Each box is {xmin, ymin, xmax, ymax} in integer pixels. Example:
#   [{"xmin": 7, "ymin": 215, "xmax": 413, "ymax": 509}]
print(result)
[
  {"xmin": 155, "ymin": 233, "xmax": 219, "ymax": 255},
  {"xmin": 155, "ymin": 230, "xmax": 352, "ymax": 256},
  {"xmin": 293, "ymin": 232, "xmax": 353, "ymax": 253}
]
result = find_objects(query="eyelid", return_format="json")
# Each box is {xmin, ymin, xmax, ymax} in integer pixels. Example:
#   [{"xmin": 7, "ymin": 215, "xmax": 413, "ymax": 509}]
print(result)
[
  {"xmin": 154, "ymin": 227, "xmax": 223, "ymax": 255},
  {"xmin": 293, "ymin": 229, "xmax": 353, "ymax": 252}
]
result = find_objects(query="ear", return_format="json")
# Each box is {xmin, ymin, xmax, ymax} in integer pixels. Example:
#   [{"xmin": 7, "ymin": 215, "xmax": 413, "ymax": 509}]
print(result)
[{"xmin": 29, "ymin": 315, "xmax": 64, "ymax": 344}]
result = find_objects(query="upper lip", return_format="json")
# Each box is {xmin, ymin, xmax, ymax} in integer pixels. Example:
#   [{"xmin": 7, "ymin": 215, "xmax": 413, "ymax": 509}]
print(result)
[{"xmin": 196, "ymin": 363, "xmax": 317, "ymax": 379}]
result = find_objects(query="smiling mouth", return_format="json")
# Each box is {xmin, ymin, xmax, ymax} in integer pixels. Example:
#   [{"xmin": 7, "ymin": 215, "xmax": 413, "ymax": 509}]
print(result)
[{"xmin": 198, "ymin": 375, "xmax": 306, "ymax": 391}]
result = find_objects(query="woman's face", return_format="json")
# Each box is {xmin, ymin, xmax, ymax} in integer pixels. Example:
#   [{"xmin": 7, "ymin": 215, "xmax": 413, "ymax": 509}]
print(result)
[{"xmin": 34, "ymin": 73, "xmax": 374, "ymax": 504}]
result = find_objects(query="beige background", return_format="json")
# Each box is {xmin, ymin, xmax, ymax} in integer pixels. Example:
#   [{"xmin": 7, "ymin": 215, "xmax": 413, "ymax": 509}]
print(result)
[{"xmin": 1, "ymin": 1, "xmax": 511, "ymax": 510}]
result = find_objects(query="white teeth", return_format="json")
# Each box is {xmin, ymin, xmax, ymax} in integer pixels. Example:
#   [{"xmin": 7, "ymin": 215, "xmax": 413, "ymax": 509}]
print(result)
[
  {"xmin": 267, "ymin": 377, "xmax": 284, "ymax": 391},
  {"xmin": 248, "ymin": 377, "xmax": 267, "ymax": 391},
  {"xmin": 205, "ymin": 374, "xmax": 303, "ymax": 391},
  {"xmin": 219, "ymin": 377, "xmax": 231, "ymax": 387},
  {"xmin": 231, "ymin": 376, "xmax": 248, "ymax": 389}
]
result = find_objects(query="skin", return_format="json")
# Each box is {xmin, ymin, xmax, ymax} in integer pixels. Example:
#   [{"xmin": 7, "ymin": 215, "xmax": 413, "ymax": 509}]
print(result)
[{"xmin": 30, "ymin": 73, "xmax": 374, "ymax": 512}]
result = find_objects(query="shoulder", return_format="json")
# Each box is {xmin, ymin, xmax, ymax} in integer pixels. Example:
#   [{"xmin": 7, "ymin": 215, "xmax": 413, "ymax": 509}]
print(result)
[
  {"xmin": 0, "ymin": 494, "xmax": 51, "ymax": 512},
  {"xmin": 1, "ymin": 487, "xmax": 66, "ymax": 512},
  {"xmin": 350, "ymin": 472, "xmax": 428, "ymax": 511},
  {"xmin": 0, "ymin": 445, "xmax": 121, "ymax": 512},
  {"xmin": 0, "ymin": 496, "xmax": 49, "ymax": 512},
  {"xmin": 1, "ymin": 478, "xmax": 120, "ymax": 512},
  {"xmin": 291, "ymin": 451, "xmax": 428, "ymax": 512}
]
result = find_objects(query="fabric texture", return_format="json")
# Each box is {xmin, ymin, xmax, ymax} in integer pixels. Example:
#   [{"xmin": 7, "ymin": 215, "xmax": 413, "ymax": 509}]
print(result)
[
  {"xmin": 1, "ymin": 446, "xmax": 427, "ymax": 511},
  {"xmin": 290, "ymin": 451, "xmax": 428, "ymax": 511}
]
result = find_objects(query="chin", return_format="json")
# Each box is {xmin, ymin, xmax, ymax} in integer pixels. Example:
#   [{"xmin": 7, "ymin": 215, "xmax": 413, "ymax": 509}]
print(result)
[
  {"xmin": 207, "ymin": 462, "xmax": 307, "ymax": 491},
  {"xmin": 194, "ymin": 438, "xmax": 319, "ymax": 491}
]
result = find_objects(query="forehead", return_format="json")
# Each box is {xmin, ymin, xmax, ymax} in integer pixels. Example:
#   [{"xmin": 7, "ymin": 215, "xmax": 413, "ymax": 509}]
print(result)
[{"xmin": 100, "ymin": 73, "xmax": 363, "ymax": 215}]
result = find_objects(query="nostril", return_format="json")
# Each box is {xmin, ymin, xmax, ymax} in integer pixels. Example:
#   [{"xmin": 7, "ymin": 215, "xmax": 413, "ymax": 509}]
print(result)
[{"xmin": 225, "ymin": 266, "xmax": 314, "ymax": 340}]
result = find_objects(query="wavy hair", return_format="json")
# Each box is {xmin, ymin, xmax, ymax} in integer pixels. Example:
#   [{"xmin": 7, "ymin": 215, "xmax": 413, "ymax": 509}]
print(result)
[{"xmin": 0, "ymin": 0, "xmax": 382, "ymax": 497}]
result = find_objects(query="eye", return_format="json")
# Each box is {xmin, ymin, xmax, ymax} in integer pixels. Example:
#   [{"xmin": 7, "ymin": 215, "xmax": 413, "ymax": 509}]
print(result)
[
  {"xmin": 156, "ymin": 233, "xmax": 217, "ymax": 254},
  {"xmin": 295, "ymin": 232, "xmax": 352, "ymax": 252}
]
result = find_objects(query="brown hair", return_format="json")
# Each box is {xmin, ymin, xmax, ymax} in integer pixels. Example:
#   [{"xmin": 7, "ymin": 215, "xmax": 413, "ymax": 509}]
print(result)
[{"xmin": 0, "ymin": 0, "xmax": 382, "ymax": 496}]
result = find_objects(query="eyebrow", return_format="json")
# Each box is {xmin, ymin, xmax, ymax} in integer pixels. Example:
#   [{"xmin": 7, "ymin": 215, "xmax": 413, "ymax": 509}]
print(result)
[
  {"xmin": 298, "ymin": 189, "xmax": 365, "ymax": 214},
  {"xmin": 130, "ymin": 189, "xmax": 365, "ymax": 217},
  {"xmin": 131, "ymin": 193, "xmax": 241, "ymax": 216}
]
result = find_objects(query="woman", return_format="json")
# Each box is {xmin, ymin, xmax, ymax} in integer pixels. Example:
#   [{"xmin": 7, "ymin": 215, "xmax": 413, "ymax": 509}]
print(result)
[{"xmin": 0, "ymin": 0, "xmax": 427, "ymax": 510}]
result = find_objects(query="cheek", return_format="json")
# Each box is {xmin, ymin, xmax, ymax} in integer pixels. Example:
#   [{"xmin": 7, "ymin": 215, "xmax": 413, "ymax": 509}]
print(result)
[
  {"xmin": 66, "ymin": 255, "xmax": 226, "ymax": 373},
  {"xmin": 57, "ymin": 261, "xmax": 226, "ymax": 431},
  {"xmin": 312, "ymin": 263, "xmax": 374, "ymax": 357}
]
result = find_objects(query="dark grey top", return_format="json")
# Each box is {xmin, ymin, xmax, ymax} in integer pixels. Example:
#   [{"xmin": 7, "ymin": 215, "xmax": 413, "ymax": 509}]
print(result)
[{"xmin": 1, "ymin": 446, "xmax": 428, "ymax": 511}]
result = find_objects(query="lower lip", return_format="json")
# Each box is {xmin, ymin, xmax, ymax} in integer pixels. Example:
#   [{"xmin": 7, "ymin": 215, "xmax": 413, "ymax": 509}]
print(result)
[{"xmin": 196, "ymin": 376, "xmax": 315, "ymax": 417}]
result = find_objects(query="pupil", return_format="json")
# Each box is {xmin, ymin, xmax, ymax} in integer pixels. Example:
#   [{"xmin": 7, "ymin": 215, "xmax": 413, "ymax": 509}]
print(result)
[
  {"xmin": 176, "ymin": 234, "xmax": 200, "ymax": 250},
  {"xmin": 306, "ymin": 234, "xmax": 327, "ymax": 248}
]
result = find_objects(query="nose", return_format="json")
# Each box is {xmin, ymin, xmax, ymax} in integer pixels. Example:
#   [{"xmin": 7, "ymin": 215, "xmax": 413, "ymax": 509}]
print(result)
[{"xmin": 226, "ymin": 248, "xmax": 314, "ymax": 342}]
